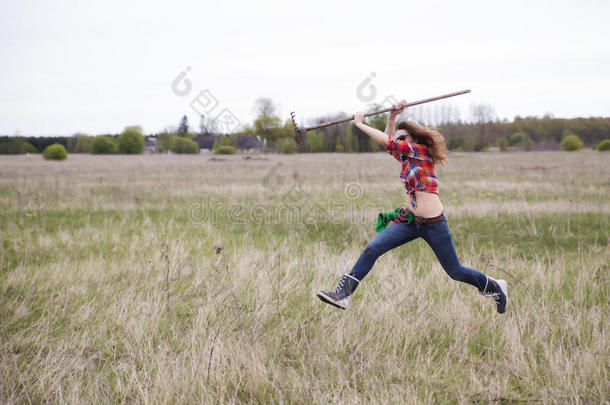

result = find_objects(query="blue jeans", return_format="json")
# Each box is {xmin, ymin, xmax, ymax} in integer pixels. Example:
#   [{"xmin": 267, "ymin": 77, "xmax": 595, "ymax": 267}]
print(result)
[{"xmin": 349, "ymin": 215, "xmax": 488, "ymax": 292}]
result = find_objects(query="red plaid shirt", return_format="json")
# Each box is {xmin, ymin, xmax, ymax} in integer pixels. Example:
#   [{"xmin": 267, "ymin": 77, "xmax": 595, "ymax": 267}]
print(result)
[{"xmin": 386, "ymin": 134, "xmax": 439, "ymax": 210}]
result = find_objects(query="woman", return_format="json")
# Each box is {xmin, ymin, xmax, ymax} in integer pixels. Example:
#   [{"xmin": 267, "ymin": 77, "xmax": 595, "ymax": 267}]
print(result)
[{"xmin": 316, "ymin": 103, "xmax": 508, "ymax": 313}]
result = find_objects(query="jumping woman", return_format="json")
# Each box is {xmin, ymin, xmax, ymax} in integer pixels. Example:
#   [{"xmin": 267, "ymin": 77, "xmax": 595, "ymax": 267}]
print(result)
[{"xmin": 316, "ymin": 103, "xmax": 508, "ymax": 313}]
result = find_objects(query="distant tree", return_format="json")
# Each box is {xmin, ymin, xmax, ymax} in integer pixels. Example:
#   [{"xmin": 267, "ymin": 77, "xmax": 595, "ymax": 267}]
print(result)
[
  {"xmin": 6, "ymin": 136, "xmax": 68, "ymax": 154},
  {"xmin": 336, "ymin": 105, "xmax": 386, "ymax": 152},
  {"xmin": 74, "ymin": 134, "xmax": 92, "ymax": 153},
  {"xmin": 520, "ymin": 134, "xmax": 536, "ymax": 151},
  {"xmin": 335, "ymin": 136, "xmax": 344, "ymax": 152},
  {"xmin": 352, "ymin": 123, "xmax": 370, "ymax": 152},
  {"xmin": 253, "ymin": 98, "xmax": 276, "ymax": 118},
  {"xmin": 463, "ymin": 133, "xmax": 478, "ymax": 151},
  {"xmin": 250, "ymin": 98, "xmax": 286, "ymax": 149},
  {"xmin": 125, "ymin": 125, "xmax": 143, "ymax": 134},
  {"xmin": 254, "ymin": 115, "xmax": 283, "ymax": 145},
  {"xmin": 178, "ymin": 115, "xmax": 189, "ymax": 136},
  {"xmin": 0, "ymin": 139, "xmax": 25, "ymax": 154},
  {"xmin": 408, "ymin": 102, "xmax": 458, "ymax": 127},
  {"xmin": 436, "ymin": 102, "xmax": 461, "ymax": 125},
  {"xmin": 446, "ymin": 133, "xmax": 464, "ymax": 151},
  {"xmin": 469, "ymin": 103, "xmax": 496, "ymax": 147},
  {"xmin": 0, "ymin": 138, "xmax": 43, "ymax": 154},
  {"xmin": 364, "ymin": 104, "xmax": 387, "ymax": 130},
  {"xmin": 43, "ymin": 144, "xmax": 68, "ymax": 160},
  {"xmin": 496, "ymin": 137, "xmax": 508, "ymax": 151},
  {"xmin": 505, "ymin": 132, "xmax": 535, "ymax": 150},
  {"xmin": 199, "ymin": 114, "xmax": 216, "ymax": 135},
  {"xmin": 116, "ymin": 127, "xmax": 145, "ymax": 154},
  {"xmin": 90, "ymin": 136, "xmax": 115, "ymax": 154},
  {"xmin": 560, "ymin": 131, "xmax": 583, "ymax": 151},
  {"xmin": 344, "ymin": 125, "xmax": 356, "ymax": 152},
  {"xmin": 368, "ymin": 137, "xmax": 382, "ymax": 152},
  {"xmin": 509, "ymin": 132, "xmax": 527, "ymax": 146},
  {"xmin": 471, "ymin": 103, "xmax": 496, "ymax": 124},
  {"xmin": 305, "ymin": 130, "xmax": 324, "ymax": 153},
  {"xmin": 281, "ymin": 118, "xmax": 297, "ymax": 138}
]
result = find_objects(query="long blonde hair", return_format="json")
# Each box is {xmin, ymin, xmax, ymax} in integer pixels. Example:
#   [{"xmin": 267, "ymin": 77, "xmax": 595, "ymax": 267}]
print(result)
[{"xmin": 397, "ymin": 121, "xmax": 448, "ymax": 165}]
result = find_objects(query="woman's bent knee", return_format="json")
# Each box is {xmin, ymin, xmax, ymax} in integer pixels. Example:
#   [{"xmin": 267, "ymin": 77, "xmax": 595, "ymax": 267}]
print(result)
[
  {"xmin": 362, "ymin": 244, "xmax": 382, "ymax": 257},
  {"xmin": 444, "ymin": 265, "xmax": 469, "ymax": 282}
]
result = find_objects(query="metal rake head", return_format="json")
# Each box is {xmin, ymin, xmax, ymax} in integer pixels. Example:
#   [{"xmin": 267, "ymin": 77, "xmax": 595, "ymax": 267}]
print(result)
[{"xmin": 290, "ymin": 111, "xmax": 305, "ymax": 147}]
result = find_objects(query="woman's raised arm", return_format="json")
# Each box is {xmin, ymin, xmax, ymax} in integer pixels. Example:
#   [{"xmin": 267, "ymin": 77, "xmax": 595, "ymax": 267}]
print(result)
[
  {"xmin": 354, "ymin": 112, "xmax": 389, "ymax": 146},
  {"xmin": 384, "ymin": 103, "xmax": 406, "ymax": 137}
]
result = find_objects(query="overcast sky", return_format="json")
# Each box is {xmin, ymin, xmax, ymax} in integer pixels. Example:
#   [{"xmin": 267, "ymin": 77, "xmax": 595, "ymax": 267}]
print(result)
[{"xmin": 1, "ymin": 0, "xmax": 609, "ymax": 135}]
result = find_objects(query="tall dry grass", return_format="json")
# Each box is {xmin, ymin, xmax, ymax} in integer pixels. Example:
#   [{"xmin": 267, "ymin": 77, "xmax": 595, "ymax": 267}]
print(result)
[{"xmin": 0, "ymin": 151, "xmax": 608, "ymax": 403}]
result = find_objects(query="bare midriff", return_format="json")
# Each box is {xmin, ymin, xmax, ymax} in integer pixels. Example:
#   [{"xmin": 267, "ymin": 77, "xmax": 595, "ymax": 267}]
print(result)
[{"xmin": 408, "ymin": 191, "xmax": 444, "ymax": 218}]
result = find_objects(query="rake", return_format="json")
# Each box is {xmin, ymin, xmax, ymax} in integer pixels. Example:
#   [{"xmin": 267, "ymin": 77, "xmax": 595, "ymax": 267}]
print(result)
[{"xmin": 290, "ymin": 89, "xmax": 471, "ymax": 145}]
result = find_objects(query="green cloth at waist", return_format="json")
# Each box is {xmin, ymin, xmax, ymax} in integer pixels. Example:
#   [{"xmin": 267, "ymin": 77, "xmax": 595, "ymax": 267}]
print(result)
[{"xmin": 375, "ymin": 208, "xmax": 415, "ymax": 232}]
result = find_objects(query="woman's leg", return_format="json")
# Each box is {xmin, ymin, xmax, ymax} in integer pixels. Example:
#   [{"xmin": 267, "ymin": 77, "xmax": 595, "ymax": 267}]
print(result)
[
  {"xmin": 420, "ymin": 219, "xmax": 488, "ymax": 292},
  {"xmin": 349, "ymin": 221, "xmax": 420, "ymax": 281}
]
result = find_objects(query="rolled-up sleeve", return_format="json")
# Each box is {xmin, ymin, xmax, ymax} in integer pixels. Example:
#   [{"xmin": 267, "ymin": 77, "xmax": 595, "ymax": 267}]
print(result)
[{"xmin": 386, "ymin": 135, "xmax": 415, "ymax": 160}]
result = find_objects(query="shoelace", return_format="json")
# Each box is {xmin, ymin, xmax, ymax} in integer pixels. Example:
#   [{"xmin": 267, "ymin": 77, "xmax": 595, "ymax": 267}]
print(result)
[
  {"xmin": 335, "ymin": 276, "xmax": 346, "ymax": 293},
  {"xmin": 481, "ymin": 291, "xmax": 501, "ymax": 300},
  {"xmin": 480, "ymin": 277, "xmax": 501, "ymax": 300}
]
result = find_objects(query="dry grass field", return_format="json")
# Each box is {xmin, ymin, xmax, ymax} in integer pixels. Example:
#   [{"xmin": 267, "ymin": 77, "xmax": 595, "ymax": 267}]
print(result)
[{"xmin": 1, "ymin": 150, "xmax": 608, "ymax": 403}]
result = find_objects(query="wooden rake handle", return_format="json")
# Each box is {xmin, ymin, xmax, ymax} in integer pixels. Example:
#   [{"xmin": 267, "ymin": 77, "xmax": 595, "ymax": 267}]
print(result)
[{"xmin": 290, "ymin": 89, "xmax": 471, "ymax": 137}]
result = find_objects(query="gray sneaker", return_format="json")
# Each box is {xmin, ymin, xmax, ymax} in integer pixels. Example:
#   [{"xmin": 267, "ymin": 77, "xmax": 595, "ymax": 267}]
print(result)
[
  {"xmin": 480, "ymin": 276, "xmax": 508, "ymax": 314},
  {"xmin": 316, "ymin": 274, "xmax": 360, "ymax": 310}
]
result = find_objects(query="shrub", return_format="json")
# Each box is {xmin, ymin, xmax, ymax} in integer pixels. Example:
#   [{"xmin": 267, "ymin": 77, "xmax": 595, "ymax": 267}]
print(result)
[
  {"xmin": 171, "ymin": 137, "xmax": 199, "ymax": 154},
  {"xmin": 281, "ymin": 138, "xmax": 297, "ymax": 154},
  {"xmin": 43, "ymin": 143, "xmax": 68, "ymax": 160},
  {"xmin": 509, "ymin": 132, "xmax": 527, "ymax": 146},
  {"xmin": 596, "ymin": 139, "xmax": 610, "ymax": 151},
  {"xmin": 90, "ymin": 136, "xmax": 115, "ymax": 154},
  {"xmin": 213, "ymin": 135, "xmax": 237, "ymax": 151},
  {"xmin": 214, "ymin": 145, "xmax": 237, "ymax": 154},
  {"xmin": 157, "ymin": 132, "xmax": 174, "ymax": 153},
  {"xmin": 21, "ymin": 142, "xmax": 37, "ymax": 154},
  {"xmin": 116, "ymin": 128, "xmax": 144, "ymax": 154},
  {"xmin": 560, "ymin": 134, "xmax": 583, "ymax": 151}
]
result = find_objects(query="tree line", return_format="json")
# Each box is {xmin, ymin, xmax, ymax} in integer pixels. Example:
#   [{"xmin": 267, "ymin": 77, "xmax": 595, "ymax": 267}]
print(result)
[{"xmin": 1, "ymin": 99, "xmax": 609, "ymax": 155}]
